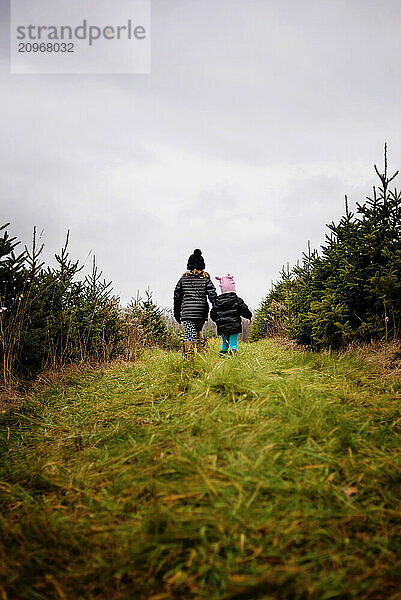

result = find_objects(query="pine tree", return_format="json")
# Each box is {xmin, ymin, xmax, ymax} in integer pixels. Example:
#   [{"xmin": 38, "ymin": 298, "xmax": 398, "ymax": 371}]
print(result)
[{"xmin": 251, "ymin": 148, "xmax": 401, "ymax": 349}]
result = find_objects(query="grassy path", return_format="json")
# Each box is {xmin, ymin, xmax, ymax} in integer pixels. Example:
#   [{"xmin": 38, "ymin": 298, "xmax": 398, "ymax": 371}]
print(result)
[{"xmin": 1, "ymin": 340, "xmax": 401, "ymax": 599}]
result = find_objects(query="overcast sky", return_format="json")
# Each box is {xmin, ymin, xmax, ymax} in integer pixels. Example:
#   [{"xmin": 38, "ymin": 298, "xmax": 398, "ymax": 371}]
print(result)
[{"xmin": 1, "ymin": 0, "xmax": 401, "ymax": 310}]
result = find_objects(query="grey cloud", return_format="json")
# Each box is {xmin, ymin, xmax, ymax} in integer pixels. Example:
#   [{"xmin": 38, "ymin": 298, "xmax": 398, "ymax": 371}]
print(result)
[{"xmin": 1, "ymin": 0, "xmax": 401, "ymax": 309}]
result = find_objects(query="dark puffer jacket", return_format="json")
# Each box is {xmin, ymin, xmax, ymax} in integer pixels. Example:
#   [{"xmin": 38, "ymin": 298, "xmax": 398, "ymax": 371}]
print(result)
[
  {"xmin": 210, "ymin": 293, "xmax": 252, "ymax": 335},
  {"xmin": 174, "ymin": 271, "xmax": 217, "ymax": 323}
]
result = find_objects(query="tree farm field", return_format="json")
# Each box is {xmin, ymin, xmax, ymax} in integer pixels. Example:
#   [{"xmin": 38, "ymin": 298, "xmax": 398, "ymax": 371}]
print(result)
[{"xmin": 1, "ymin": 339, "xmax": 401, "ymax": 600}]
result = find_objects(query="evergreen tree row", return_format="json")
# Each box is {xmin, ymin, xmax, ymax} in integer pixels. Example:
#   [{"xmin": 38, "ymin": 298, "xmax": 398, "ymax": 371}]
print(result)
[
  {"xmin": 251, "ymin": 148, "xmax": 401, "ymax": 349},
  {"xmin": 0, "ymin": 226, "xmax": 178, "ymax": 389}
]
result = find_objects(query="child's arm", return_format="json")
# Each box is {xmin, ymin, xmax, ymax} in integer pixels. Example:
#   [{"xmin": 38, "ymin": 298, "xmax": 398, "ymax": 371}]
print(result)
[
  {"xmin": 237, "ymin": 297, "xmax": 252, "ymax": 320},
  {"xmin": 210, "ymin": 306, "xmax": 216, "ymax": 322},
  {"xmin": 173, "ymin": 279, "xmax": 183, "ymax": 323},
  {"xmin": 206, "ymin": 277, "xmax": 218, "ymax": 305}
]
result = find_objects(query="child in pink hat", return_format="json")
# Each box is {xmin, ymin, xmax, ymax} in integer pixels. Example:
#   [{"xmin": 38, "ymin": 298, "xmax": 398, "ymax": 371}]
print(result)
[{"xmin": 210, "ymin": 274, "xmax": 252, "ymax": 355}]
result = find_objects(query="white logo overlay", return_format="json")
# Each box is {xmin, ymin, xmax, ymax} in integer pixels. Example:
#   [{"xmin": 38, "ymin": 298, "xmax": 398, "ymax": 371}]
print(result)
[{"xmin": 10, "ymin": 0, "xmax": 150, "ymax": 74}]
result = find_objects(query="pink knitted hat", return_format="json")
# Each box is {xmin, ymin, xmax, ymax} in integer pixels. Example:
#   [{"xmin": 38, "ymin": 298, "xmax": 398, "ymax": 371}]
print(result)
[{"xmin": 216, "ymin": 274, "xmax": 236, "ymax": 293}]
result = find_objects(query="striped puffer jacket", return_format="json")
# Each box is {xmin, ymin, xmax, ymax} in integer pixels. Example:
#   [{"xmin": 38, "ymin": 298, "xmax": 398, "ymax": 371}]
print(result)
[{"xmin": 173, "ymin": 271, "xmax": 217, "ymax": 323}]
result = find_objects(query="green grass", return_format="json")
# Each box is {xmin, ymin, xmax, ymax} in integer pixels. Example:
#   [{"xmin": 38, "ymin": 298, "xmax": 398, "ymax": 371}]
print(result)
[{"xmin": 1, "ymin": 340, "xmax": 401, "ymax": 599}]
